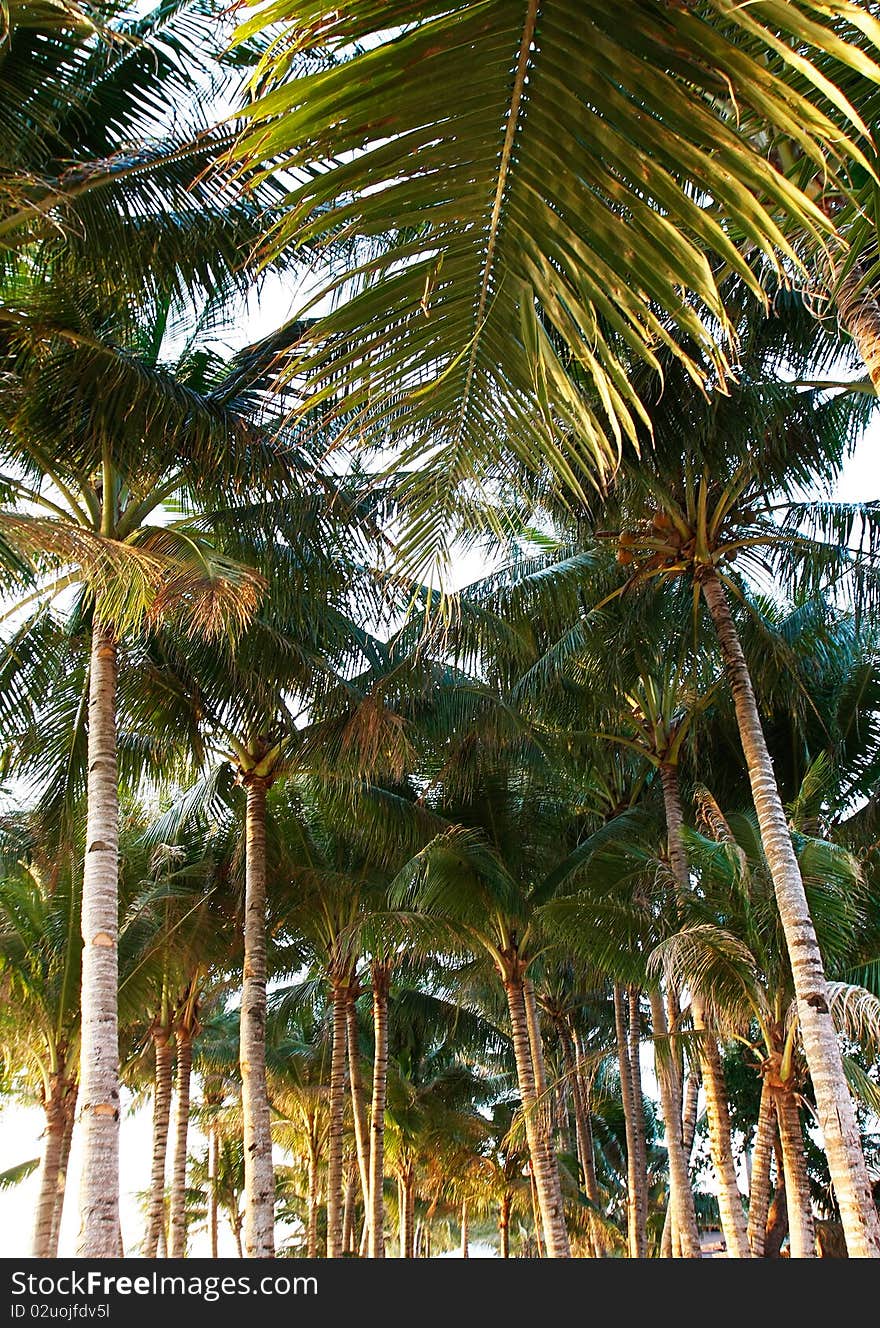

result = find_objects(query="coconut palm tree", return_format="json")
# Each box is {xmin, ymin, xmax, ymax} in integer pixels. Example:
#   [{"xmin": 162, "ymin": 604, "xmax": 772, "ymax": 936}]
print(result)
[
  {"xmin": 0, "ymin": 805, "xmax": 171, "ymax": 1257},
  {"xmin": 652, "ymin": 777, "xmax": 880, "ymax": 1258},
  {"xmin": 230, "ymin": 0, "xmax": 879, "ymax": 584}
]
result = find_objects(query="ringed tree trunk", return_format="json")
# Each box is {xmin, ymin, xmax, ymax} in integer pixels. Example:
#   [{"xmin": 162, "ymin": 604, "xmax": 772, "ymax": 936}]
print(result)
[
  {"xmin": 326, "ymin": 972, "xmax": 349, "ymax": 1258},
  {"xmin": 208, "ymin": 1123, "xmax": 219, "ymax": 1260},
  {"xmin": 368, "ymin": 959, "xmax": 391, "ymax": 1259},
  {"xmin": 658, "ymin": 761, "xmax": 751, "ymax": 1260},
  {"xmin": 239, "ymin": 774, "xmax": 276, "ymax": 1258},
  {"xmin": 143, "ymin": 1027, "xmax": 174, "ymax": 1258},
  {"xmin": 307, "ymin": 1139, "xmax": 320, "ymax": 1258},
  {"xmin": 397, "ymin": 1165, "xmax": 415, "ymax": 1258},
  {"xmin": 345, "ymin": 987, "xmax": 370, "ymax": 1214},
  {"xmin": 499, "ymin": 1192, "xmax": 511, "ymax": 1259},
  {"xmin": 47, "ymin": 1085, "xmax": 77, "ymax": 1258},
  {"xmin": 648, "ymin": 989, "xmax": 701, "ymax": 1258},
  {"xmin": 232, "ymin": 1212, "xmax": 245, "ymax": 1260},
  {"xmin": 765, "ymin": 1139, "xmax": 789, "ymax": 1258},
  {"xmin": 32, "ymin": 1073, "xmax": 75, "ymax": 1258},
  {"xmin": 560, "ymin": 1023, "xmax": 601, "ymax": 1207},
  {"xmin": 168, "ymin": 1019, "xmax": 195, "ymax": 1258},
  {"xmin": 501, "ymin": 960, "xmax": 570, "ymax": 1257},
  {"xmin": 748, "ymin": 1079, "xmax": 777, "ymax": 1257},
  {"xmin": 613, "ymin": 984, "xmax": 647, "ymax": 1258},
  {"xmin": 460, "ymin": 1199, "xmax": 469, "ymax": 1258},
  {"xmin": 700, "ymin": 570, "xmax": 880, "ymax": 1257},
  {"xmin": 76, "ymin": 621, "xmax": 121, "ymax": 1257},
  {"xmin": 693, "ymin": 1004, "xmax": 751, "ymax": 1259},
  {"xmin": 773, "ymin": 1084, "xmax": 816, "ymax": 1258},
  {"xmin": 342, "ymin": 1159, "xmax": 357, "ymax": 1254},
  {"xmin": 627, "ymin": 986, "xmax": 650, "ymax": 1253}
]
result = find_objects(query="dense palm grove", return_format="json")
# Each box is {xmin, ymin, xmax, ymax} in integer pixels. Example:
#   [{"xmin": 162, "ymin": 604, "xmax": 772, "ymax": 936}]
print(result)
[{"xmin": 2, "ymin": 0, "xmax": 880, "ymax": 1261}]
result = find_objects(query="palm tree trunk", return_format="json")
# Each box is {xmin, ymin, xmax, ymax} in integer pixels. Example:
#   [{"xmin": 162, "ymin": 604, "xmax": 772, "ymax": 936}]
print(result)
[
  {"xmin": 765, "ymin": 1139, "xmax": 789, "ymax": 1258},
  {"xmin": 307, "ymin": 1142, "xmax": 319, "ymax": 1258},
  {"xmin": 406, "ymin": 1172, "xmax": 415, "ymax": 1259},
  {"xmin": 342, "ymin": 1160, "xmax": 357, "ymax": 1254},
  {"xmin": 345, "ymin": 991, "xmax": 370, "ymax": 1213},
  {"xmin": 499, "ymin": 1193, "xmax": 511, "ymax": 1258},
  {"xmin": 32, "ymin": 1076, "xmax": 71, "ymax": 1258},
  {"xmin": 48, "ymin": 1087, "xmax": 76, "ymax": 1258},
  {"xmin": 614, "ymin": 983, "xmax": 647, "ymax": 1258},
  {"xmin": 658, "ymin": 760, "xmax": 751, "ymax": 1259},
  {"xmin": 326, "ymin": 977, "xmax": 348, "ymax": 1258},
  {"xmin": 208, "ymin": 1124, "xmax": 219, "ymax": 1259},
  {"xmin": 504, "ymin": 969, "xmax": 570, "ymax": 1257},
  {"xmin": 774, "ymin": 1088, "xmax": 816, "ymax": 1258},
  {"xmin": 528, "ymin": 1162, "xmax": 544, "ymax": 1257},
  {"xmin": 368, "ymin": 960, "xmax": 390, "ymax": 1259},
  {"xmin": 168, "ymin": 1025, "xmax": 193, "ymax": 1258},
  {"xmin": 397, "ymin": 1168, "xmax": 415, "ymax": 1258},
  {"xmin": 561, "ymin": 1024, "xmax": 600, "ymax": 1206},
  {"xmin": 76, "ymin": 620, "xmax": 120, "ymax": 1257},
  {"xmin": 648, "ymin": 989, "xmax": 701, "ymax": 1257},
  {"xmin": 701, "ymin": 570, "xmax": 880, "ymax": 1256},
  {"xmin": 143, "ymin": 1029, "xmax": 174, "ymax": 1258},
  {"xmin": 694, "ymin": 1002, "xmax": 752, "ymax": 1258},
  {"xmin": 460, "ymin": 1199, "xmax": 469, "ymax": 1258},
  {"xmin": 748, "ymin": 1079, "xmax": 776, "ymax": 1257},
  {"xmin": 627, "ymin": 986, "xmax": 650, "ymax": 1253},
  {"xmin": 240, "ymin": 775, "xmax": 275, "ymax": 1258},
  {"xmin": 232, "ymin": 1215, "xmax": 244, "ymax": 1260}
]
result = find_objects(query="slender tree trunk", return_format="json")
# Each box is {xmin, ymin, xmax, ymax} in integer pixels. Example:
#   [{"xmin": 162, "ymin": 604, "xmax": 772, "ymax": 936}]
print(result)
[
  {"xmin": 528, "ymin": 1162, "xmax": 544, "ymax": 1257},
  {"xmin": 232, "ymin": 1217, "xmax": 244, "ymax": 1260},
  {"xmin": 748, "ymin": 1080, "xmax": 776, "ymax": 1257},
  {"xmin": 499, "ymin": 1193, "xmax": 511, "ymax": 1259},
  {"xmin": 693, "ymin": 1000, "xmax": 751, "ymax": 1258},
  {"xmin": 659, "ymin": 761, "xmax": 751, "ymax": 1259},
  {"xmin": 47, "ymin": 1087, "xmax": 76, "ymax": 1258},
  {"xmin": 765, "ymin": 1140, "xmax": 789, "ymax": 1258},
  {"xmin": 397, "ymin": 1169, "xmax": 415, "ymax": 1258},
  {"xmin": 143, "ymin": 1030, "xmax": 173, "ymax": 1258},
  {"xmin": 326, "ymin": 978, "xmax": 348, "ymax": 1258},
  {"xmin": 168, "ymin": 1025, "xmax": 194, "ymax": 1258},
  {"xmin": 504, "ymin": 969, "xmax": 570, "ymax": 1257},
  {"xmin": 76, "ymin": 621, "xmax": 120, "ymax": 1257},
  {"xmin": 32, "ymin": 1076, "xmax": 72, "ymax": 1258},
  {"xmin": 240, "ymin": 775, "xmax": 275, "ymax": 1258},
  {"xmin": 342, "ymin": 1160, "xmax": 357, "ymax": 1254},
  {"xmin": 614, "ymin": 984, "xmax": 647, "ymax": 1258},
  {"xmin": 407, "ymin": 1176, "xmax": 415, "ymax": 1259},
  {"xmin": 208, "ymin": 1124, "xmax": 219, "ymax": 1259},
  {"xmin": 649, "ymin": 989, "xmax": 701, "ymax": 1257},
  {"xmin": 774, "ymin": 1088, "xmax": 816, "ymax": 1258},
  {"xmin": 345, "ymin": 991, "xmax": 370, "ymax": 1213},
  {"xmin": 627, "ymin": 986, "xmax": 650, "ymax": 1252},
  {"xmin": 561, "ymin": 1024, "xmax": 600, "ymax": 1206},
  {"xmin": 460, "ymin": 1199, "xmax": 469, "ymax": 1258},
  {"xmin": 701, "ymin": 571, "xmax": 880, "ymax": 1256},
  {"xmin": 368, "ymin": 960, "xmax": 390, "ymax": 1259},
  {"xmin": 307, "ymin": 1142, "xmax": 319, "ymax": 1259}
]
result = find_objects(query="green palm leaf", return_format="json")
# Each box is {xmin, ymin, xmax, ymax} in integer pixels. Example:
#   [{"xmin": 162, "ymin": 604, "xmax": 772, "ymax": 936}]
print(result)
[{"xmin": 234, "ymin": 0, "xmax": 880, "ymax": 577}]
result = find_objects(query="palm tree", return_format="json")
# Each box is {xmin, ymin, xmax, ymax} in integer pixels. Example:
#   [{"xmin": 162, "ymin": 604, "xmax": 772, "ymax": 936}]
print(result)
[
  {"xmin": 0, "ymin": 806, "xmax": 171, "ymax": 1257},
  {"xmin": 653, "ymin": 779, "xmax": 880, "ymax": 1258},
  {"xmin": 230, "ymin": 0, "xmax": 878, "ymax": 583},
  {"xmin": 0, "ymin": 297, "xmax": 271, "ymax": 1252}
]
